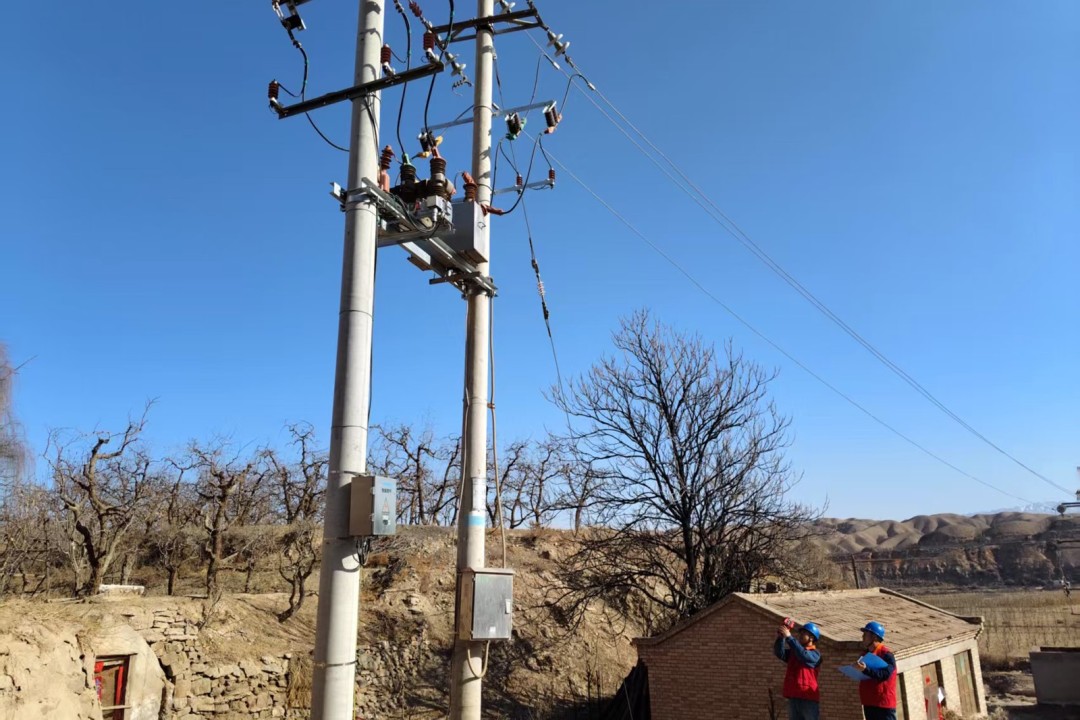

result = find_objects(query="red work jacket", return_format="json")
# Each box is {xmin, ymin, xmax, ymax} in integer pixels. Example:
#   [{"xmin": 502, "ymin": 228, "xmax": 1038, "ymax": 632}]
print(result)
[
  {"xmin": 782, "ymin": 644, "xmax": 820, "ymax": 702},
  {"xmin": 859, "ymin": 643, "xmax": 897, "ymax": 709}
]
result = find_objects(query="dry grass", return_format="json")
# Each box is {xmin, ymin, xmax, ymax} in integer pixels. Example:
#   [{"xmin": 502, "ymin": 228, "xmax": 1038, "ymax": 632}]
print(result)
[{"xmin": 915, "ymin": 590, "xmax": 1080, "ymax": 669}]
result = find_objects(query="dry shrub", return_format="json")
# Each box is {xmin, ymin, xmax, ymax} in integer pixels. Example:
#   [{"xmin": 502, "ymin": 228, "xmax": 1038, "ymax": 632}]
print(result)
[{"xmin": 286, "ymin": 653, "xmax": 313, "ymax": 710}]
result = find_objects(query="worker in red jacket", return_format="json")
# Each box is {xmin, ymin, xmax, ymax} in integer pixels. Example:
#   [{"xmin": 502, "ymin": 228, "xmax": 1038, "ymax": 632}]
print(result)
[
  {"xmin": 856, "ymin": 621, "xmax": 898, "ymax": 720},
  {"xmin": 773, "ymin": 619, "xmax": 822, "ymax": 720}
]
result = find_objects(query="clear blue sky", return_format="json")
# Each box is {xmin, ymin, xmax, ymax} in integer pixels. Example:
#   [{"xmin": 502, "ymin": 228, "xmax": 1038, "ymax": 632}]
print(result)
[{"xmin": 2, "ymin": 1, "xmax": 1077, "ymax": 519}]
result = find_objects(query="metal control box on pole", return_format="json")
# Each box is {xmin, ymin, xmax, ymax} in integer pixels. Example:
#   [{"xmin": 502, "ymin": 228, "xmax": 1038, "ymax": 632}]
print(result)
[{"xmin": 349, "ymin": 475, "xmax": 398, "ymax": 536}]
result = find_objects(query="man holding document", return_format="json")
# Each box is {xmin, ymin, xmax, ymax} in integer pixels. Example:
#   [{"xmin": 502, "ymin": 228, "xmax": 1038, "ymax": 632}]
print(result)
[{"xmin": 850, "ymin": 621, "xmax": 897, "ymax": 720}]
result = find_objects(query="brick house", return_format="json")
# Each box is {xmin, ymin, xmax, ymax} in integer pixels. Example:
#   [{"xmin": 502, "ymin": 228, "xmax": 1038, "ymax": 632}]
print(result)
[{"xmin": 633, "ymin": 588, "xmax": 987, "ymax": 720}]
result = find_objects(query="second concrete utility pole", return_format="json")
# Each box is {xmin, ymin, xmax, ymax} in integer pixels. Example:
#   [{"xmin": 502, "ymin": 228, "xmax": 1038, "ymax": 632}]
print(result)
[{"xmin": 450, "ymin": 0, "xmax": 495, "ymax": 717}]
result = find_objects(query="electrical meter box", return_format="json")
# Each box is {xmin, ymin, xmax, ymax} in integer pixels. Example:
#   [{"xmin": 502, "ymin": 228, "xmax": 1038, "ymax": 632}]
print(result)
[
  {"xmin": 349, "ymin": 475, "xmax": 397, "ymax": 537},
  {"xmin": 456, "ymin": 568, "xmax": 514, "ymax": 641},
  {"xmin": 443, "ymin": 200, "xmax": 489, "ymax": 264}
]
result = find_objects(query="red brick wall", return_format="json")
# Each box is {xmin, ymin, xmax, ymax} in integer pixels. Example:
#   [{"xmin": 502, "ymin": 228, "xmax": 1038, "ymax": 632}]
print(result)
[{"xmin": 638, "ymin": 602, "xmax": 865, "ymax": 720}]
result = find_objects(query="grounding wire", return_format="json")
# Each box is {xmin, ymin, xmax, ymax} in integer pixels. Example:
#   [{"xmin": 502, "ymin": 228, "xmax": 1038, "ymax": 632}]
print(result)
[
  {"xmin": 525, "ymin": 131, "xmax": 1034, "ymax": 506},
  {"xmin": 525, "ymin": 32, "xmax": 1069, "ymax": 497}
]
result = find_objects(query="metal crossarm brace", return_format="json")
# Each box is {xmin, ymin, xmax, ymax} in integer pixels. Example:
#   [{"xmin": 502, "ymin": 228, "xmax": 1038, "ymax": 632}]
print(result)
[
  {"xmin": 425, "ymin": 99, "xmax": 554, "ymax": 133},
  {"xmin": 431, "ymin": 8, "xmax": 540, "ymax": 42},
  {"xmin": 273, "ymin": 63, "xmax": 445, "ymax": 119},
  {"xmin": 492, "ymin": 178, "xmax": 553, "ymax": 196}
]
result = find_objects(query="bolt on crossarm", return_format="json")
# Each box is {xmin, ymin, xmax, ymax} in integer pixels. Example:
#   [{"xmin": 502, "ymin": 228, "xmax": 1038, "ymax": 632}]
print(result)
[
  {"xmin": 310, "ymin": 1, "xmax": 385, "ymax": 719},
  {"xmin": 450, "ymin": 0, "xmax": 495, "ymax": 718}
]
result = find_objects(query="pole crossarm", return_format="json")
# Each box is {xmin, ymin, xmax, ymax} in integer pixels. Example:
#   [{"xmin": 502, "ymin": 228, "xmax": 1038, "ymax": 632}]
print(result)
[
  {"xmin": 272, "ymin": 62, "xmax": 445, "ymax": 119},
  {"xmin": 431, "ymin": 7, "xmax": 539, "ymax": 41},
  {"xmin": 426, "ymin": 100, "xmax": 554, "ymax": 133}
]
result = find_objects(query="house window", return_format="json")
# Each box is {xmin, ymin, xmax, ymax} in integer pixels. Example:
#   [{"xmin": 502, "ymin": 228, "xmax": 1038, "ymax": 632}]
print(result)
[{"xmin": 93, "ymin": 656, "xmax": 130, "ymax": 720}]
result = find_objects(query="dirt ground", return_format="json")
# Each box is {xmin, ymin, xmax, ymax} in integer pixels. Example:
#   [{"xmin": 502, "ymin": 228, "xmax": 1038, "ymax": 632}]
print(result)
[{"xmin": 986, "ymin": 671, "xmax": 1080, "ymax": 720}]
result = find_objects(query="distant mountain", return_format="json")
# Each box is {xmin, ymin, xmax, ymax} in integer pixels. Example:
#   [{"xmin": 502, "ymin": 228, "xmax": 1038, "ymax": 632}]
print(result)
[
  {"xmin": 976, "ymin": 501, "xmax": 1072, "ymax": 515},
  {"xmin": 814, "ymin": 511, "xmax": 1080, "ymax": 587}
]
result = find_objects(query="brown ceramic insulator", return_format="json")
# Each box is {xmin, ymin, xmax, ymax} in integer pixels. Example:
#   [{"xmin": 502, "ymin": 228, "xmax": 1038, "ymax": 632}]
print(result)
[
  {"xmin": 379, "ymin": 145, "xmax": 395, "ymax": 170},
  {"xmin": 268, "ymin": 80, "xmax": 280, "ymax": 101},
  {"xmin": 462, "ymin": 172, "xmax": 477, "ymax": 202},
  {"xmin": 380, "ymin": 45, "xmax": 392, "ymax": 65},
  {"xmin": 400, "ymin": 163, "xmax": 417, "ymax": 184},
  {"xmin": 429, "ymin": 156, "xmax": 447, "ymax": 180},
  {"xmin": 423, "ymin": 31, "xmax": 436, "ymax": 51},
  {"xmin": 515, "ymin": 173, "xmax": 523, "ymax": 187},
  {"xmin": 548, "ymin": 168, "xmax": 556, "ymax": 183},
  {"xmin": 409, "ymin": 1, "xmax": 423, "ymax": 18}
]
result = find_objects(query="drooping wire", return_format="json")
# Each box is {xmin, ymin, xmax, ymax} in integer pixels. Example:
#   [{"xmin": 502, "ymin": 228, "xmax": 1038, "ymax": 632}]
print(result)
[
  {"xmin": 422, "ymin": 0, "xmax": 455, "ymax": 134},
  {"xmin": 526, "ymin": 130, "xmax": 1033, "ymax": 506},
  {"xmin": 526, "ymin": 32, "xmax": 1070, "ymax": 498},
  {"xmin": 491, "ymin": 53, "xmax": 569, "ymax": 426},
  {"xmin": 393, "ymin": 0, "xmax": 413, "ymax": 158},
  {"xmin": 284, "ymin": 27, "xmax": 349, "ymax": 153}
]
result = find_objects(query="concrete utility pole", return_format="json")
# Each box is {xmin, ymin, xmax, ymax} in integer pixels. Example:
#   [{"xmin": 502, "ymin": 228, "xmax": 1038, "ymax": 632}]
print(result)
[
  {"xmin": 450, "ymin": 0, "xmax": 494, "ymax": 717},
  {"xmin": 311, "ymin": 1, "xmax": 385, "ymax": 718}
]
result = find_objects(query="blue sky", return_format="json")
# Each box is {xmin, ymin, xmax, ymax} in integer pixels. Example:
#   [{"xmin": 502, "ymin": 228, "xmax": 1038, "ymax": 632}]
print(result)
[{"xmin": 2, "ymin": 1, "xmax": 1077, "ymax": 519}]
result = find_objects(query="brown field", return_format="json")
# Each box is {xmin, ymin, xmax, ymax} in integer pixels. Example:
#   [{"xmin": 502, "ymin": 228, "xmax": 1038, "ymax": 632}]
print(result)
[{"xmin": 914, "ymin": 589, "xmax": 1080, "ymax": 669}]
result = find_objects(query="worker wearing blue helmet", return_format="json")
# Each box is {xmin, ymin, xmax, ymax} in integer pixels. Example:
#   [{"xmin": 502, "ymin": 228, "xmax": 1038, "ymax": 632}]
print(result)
[
  {"xmin": 773, "ymin": 619, "xmax": 823, "ymax": 720},
  {"xmin": 856, "ymin": 621, "xmax": 898, "ymax": 720}
]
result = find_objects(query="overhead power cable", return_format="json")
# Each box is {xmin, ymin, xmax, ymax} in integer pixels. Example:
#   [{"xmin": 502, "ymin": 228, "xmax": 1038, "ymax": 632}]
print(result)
[
  {"xmin": 526, "ymin": 132, "xmax": 1033, "ymax": 507},
  {"xmin": 525, "ymin": 32, "xmax": 1069, "ymax": 498}
]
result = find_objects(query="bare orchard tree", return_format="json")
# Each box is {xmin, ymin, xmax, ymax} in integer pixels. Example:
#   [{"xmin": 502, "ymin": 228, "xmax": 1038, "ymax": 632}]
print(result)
[
  {"xmin": 551, "ymin": 311, "xmax": 819, "ymax": 626},
  {"xmin": 268, "ymin": 423, "xmax": 326, "ymax": 621},
  {"xmin": 0, "ymin": 344, "xmax": 30, "ymax": 497},
  {"xmin": 0, "ymin": 481, "xmax": 54, "ymax": 596},
  {"xmin": 556, "ymin": 456, "xmax": 603, "ymax": 535},
  {"xmin": 488, "ymin": 440, "xmax": 528, "ymax": 528},
  {"xmin": 47, "ymin": 410, "xmax": 153, "ymax": 596},
  {"xmin": 144, "ymin": 464, "xmax": 201, "ymax": 595},
  {"xmin": 188, "ymin": 440, "xmax": 269, "ymax": 598},
  {"xmin": 489, "ymin": 438, "xmax": 565, "ymax": 529},
  {"xmin": 369, "ymin": 423, "xmax": 459, "ymax": 525}
]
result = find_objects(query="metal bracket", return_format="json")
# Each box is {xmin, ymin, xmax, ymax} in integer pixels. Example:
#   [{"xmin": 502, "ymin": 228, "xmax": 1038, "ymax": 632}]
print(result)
[
  {"xmin": 493, "ymin": 178, "xmax": 554, "ymax": 197},
  {"xmin": 425, "ymin": 100, "xmax": 555, "ymax": 133},
  {"xmin": 340, "ymin": 180, "xmax": 497, "ymax": 296},
  {"xmin": 431, "ymin": 8, "xmax": 540, "ymax": 43},
  {"xmin": 272, "ymin": 62, "xmax": 445, "ymax": 119}
]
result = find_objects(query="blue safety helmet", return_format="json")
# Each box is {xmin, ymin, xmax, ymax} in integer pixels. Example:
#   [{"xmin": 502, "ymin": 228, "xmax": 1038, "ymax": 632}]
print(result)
[
  {"xmin": 800, "ymin": 622, "xmax": 821, "ymax": 641},
  {"xmin": 860, "ymin": 621, "xmax": 886, "ymax": 641}
]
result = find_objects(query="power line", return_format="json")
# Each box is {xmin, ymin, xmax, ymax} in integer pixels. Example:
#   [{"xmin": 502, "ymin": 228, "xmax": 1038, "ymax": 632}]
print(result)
[
  {"xmin": 527, "ymin": 133, "xmax": 1033, "ymax": 507},
  {"xmin": 525, "ymin": 32, "xmax": 1070, "ymax": 498}
]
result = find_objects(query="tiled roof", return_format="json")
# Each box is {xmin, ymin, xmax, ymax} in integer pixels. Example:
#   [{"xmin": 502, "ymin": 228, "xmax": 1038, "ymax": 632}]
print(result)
[{"xmin": 636, "ymin": 588, "xmax": 980, "ymax": 658}]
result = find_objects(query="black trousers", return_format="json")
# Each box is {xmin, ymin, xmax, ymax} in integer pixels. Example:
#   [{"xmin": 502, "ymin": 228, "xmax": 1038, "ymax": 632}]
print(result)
[{"xmin": 863, "ymin": 707, "xmax": 897, "ymax": 720}]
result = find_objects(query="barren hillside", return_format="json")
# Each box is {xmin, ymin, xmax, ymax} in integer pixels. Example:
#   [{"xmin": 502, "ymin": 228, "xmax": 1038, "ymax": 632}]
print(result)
[{"xmin": 813, "ymin": 512, "xmax": 1080, "ymax": 587}]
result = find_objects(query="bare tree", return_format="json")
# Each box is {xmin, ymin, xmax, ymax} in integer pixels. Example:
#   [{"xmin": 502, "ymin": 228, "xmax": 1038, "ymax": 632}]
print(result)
[
  {"xmin": 488, "ymin": 438, "xmax": 564, "ymax": 529},
  {"xmin": 0, "ymin": 346, "xmax": 29, "ymax": 494},
  {"xmin": 189, "ymin": 441, "xmax": 268, "ymax": 597},
  {"xmin": 556, "ymin": 457, "xmax": 602, "ymax": 535},
  {"xmin": 369, "ymin": 423, "xmax": 459, "ymax": 526},
  {"xmin": 143, "ymin": 464, "xmax": 201, "ymax": 595},
  {"xmin": 269, "ymin": 423, "xmax": 326, "ymax": 621},
  {"xmin": 551, "ymin": 311, "xmax": 820, "ymax": 626},
  {"xmin": 523, "ymin": 437, "xmax": 566, "ymax": 528},
  {"xmin": 0, "ymin": 481, "xmax": 54, "ymax": 596},
  {"xmin": 47, "ymin": 410, "xmax": 153, "ymax": 596},
  {"xmin": 489, "ymin": 440, "xmax": 529, "ymax": 528}
]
